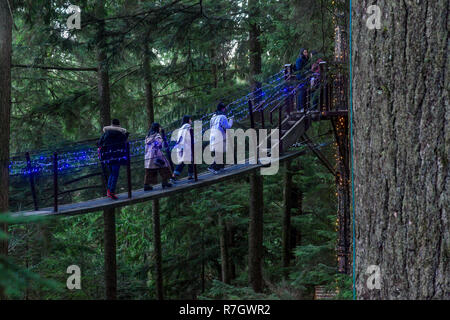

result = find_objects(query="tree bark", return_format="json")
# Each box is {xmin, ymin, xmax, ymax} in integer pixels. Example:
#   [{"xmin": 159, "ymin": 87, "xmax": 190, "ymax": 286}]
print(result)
[
  {"xmin": 248, "ymin": 172, "xmax": 263, "ymax": 292},
  {"xmin": 210, "ymin": 48, "xmax": 218, "ymax": 88},
  {"xmin": 248, "ymin": 0, "xmax": 262, "ymax": 93},
  {"xmin": 96, "ymin": 0, "xmax": 111, "ymax": 128},
  {"xmin": 219, "ymin": 214, "xmax": 230, "ymax": 284},
  {"xmin": 282, "ymin": 162, "xmax": 292, "ymax": 279},
  {"xmin": 352, "ymin": 0, "xmax": 449, "ymax": 299},
  {"xmin": 0, "ymin": 0, "xmax": 12, "ymax": 300},
  {"xmin": 143, "ymin": 33, "xmax": 154, "ymax": 127},
  {"xmin": 96, "ymin": 0, "xmax": 116, "ymax": 300},
  {"xmin": 103, "ymin": 209, "xmax": 117, "ymax": 300},
  {"xmin": 152, "ymin": 199, "xmax": 163, "ymax": 300}
]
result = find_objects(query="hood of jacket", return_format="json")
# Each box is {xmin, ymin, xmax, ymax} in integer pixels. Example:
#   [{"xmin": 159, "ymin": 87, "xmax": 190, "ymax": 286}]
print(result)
[
  {"xmin": 180, "ymin": 123, "xmax": 191, "ymax": 130},
  {"xmin": 103, "ymin": 125, "xmax": 127, "ymax": 134},
  {"xmin": 147, "ymin": 132, "xmax": 161, "ymax": 143}
]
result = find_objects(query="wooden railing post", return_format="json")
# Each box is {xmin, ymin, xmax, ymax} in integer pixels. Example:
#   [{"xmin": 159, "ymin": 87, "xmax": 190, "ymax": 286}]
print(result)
[
  {"xmin": 53, "ymin": 152, "xmax": 58, "ymax": 212},
  {"xmin": 126, "ymin": 142, "xmax": 132, "ymax": 198},
  {"xmin": 189, "ymin": 128, "xmax": 198, "ymax": 182},
  {"xmin": 25, "ymin": 152, "xmax": 38, "ymax": 211},
  {"xmin": 248, "ymin": 99, "xmax": 255, "ymax": 129}
]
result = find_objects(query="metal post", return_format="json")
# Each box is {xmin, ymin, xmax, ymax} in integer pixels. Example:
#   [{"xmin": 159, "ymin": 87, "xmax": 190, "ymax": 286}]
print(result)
[
  {"xmin": 248, "ymin": 100, "xmax": 255, "ymax": 129},
  {"xmin": 25, "ymin": 152, "xmax": 38, "ymax": 211},
  {"xmin": 126, "ymin": 142, "xmax": 132, "ymax": 198},
  {"xmin": 306, "ymin": 88, "xmax": 310, "ymax": 112},
  {"xmin": 53, "ymin": 152, "xmax": 58, "ymax": 212},
  {"xmin": 189, "ymin": 128, "xmax": 198, "ymax": 182},
  {"xmin": 278, "ymin": 104, "xmax": 283, "ymax": 154},
  {"xmin": 284, "ymin": 64, "xmax": 290, "ymax": 81},
  {"xmin": 260, "ymin": 109, "xmax": 265, "ymax": 129},
  {"xmin": 320, "ymin": 62, "xmax": 327, "ymax": 112}
]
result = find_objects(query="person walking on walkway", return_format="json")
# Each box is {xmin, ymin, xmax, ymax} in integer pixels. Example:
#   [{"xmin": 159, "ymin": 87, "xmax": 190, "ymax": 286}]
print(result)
[
  {"xmin": 97, "ymin": 119, "xmax": 129, "ymax": 200},
  {"xmin": 208, "ymin": 103, "xmax": 233, "ymax": 174},
  {"xmin": 144, "ymin": 123, "xmax": 173, "ymax": 191},
  {"xmin": 172, "ymin": 115, "xmax": 194, "ymax": 181}
]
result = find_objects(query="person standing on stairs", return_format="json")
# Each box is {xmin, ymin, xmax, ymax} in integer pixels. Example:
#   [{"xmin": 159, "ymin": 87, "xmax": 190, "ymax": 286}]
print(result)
[
  {"xmin": 171, "ymin": 115, "xmax": 194, "ymax": 182},
  {"xmin": 97, "ymin": 119, "xmax": 129, "ymax": 200},
  {"xmin": 208, "ymin": 103, "xmax": 234, "ymax": 174},
  {"xmin": 144, "ymin": 123, "xmax": 173, "ymax": 191},
  {"xmin": 310, "ymin": 55, "xmax": 325, "ymax": 110},
  {"xmin": 295, "ymin": 48, "xmax": 310, "ymax": 112}
]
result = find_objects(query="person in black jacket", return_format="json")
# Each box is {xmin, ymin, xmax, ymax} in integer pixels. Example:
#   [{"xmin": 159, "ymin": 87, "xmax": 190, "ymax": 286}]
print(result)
[
  {"xmin": 97, "ymin": 119, "xmax": 129, "ymax": 200},
  {"xmin": 295, "ymin": 48, "xmax": 310, "ymax": 111}
]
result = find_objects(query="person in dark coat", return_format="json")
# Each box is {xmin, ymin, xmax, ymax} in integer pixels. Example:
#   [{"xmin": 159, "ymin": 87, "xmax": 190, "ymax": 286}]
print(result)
[
  {"xmin": 295, "ymin": 48, "xmax": 310, "ymax": 111},
  {"xmin": 97, "ymin": 119, "xmax": 129, "ymax": 200}
]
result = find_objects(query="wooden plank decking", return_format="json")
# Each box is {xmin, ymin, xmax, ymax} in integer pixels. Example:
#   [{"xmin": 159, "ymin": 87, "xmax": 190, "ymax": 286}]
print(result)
[{"xmin": 13, "ymin": 149, "xmax": 308, "ymax": 219}]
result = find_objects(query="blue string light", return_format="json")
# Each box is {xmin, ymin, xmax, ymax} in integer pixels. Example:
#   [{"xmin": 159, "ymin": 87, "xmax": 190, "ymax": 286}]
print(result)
[{"xmin": 10, "ymin": 69, "xmax": 311, "ymax": 178}]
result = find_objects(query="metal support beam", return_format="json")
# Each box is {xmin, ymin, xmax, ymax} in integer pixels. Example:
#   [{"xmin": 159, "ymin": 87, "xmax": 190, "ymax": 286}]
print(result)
[{"xmin": 302, "ymin": 134, "xmax": 336, "ymax": 177}]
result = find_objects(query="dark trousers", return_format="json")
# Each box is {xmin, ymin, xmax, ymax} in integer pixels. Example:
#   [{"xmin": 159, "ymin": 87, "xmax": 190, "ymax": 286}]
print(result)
[
  {"xmin": 297, "ymin": 86, "xmax": 307, "ymax": 111},
  {"xmin": 174, "ymin": 162, "xmax": 194, "ymax": 177},
  {"xmin": 210, "ymin": 151, "xmax": 225, "ymax": 171},
  {"xmin": 144, "ymin": 167, "xmax": 171, "ymax": 186},
  {"xmin": 107, "ymin": 164, "xmax": 120, "ymax": 193}
]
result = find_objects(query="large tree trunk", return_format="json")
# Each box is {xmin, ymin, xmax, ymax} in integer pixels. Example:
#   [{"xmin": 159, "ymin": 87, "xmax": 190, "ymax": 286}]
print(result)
[
  {"xmin": 143, "ymin": 34, "xmax": 154, "ymax": 127},
  {"xmin": 96, "ymin": 0, "xmax": 117, "ymax": 300},
  {"xmin": 103, "ymin": 210, "xmax": 117, "ymax": 299},
  {"xmin": 97, "ymin": 0, "xmax": 111, "ymax": 129},
  {"xmin": 248, "ymin": 0, "xmax": 262, "ymax": 93},
  {"xmin": 352, "ymin": 0, "xmax": 449, "ymax": 299},
  {"xmin": 210, "ymin": 48, "xmax": 218, "ymax": 88},
  {"xmin": 248, "ymin": 172, "xmax": 264, "ymax": 292},
  {"xmin": 282, "ymin": 162, "xmax": 292, "ymax": 279},
  {"xmin": 219, "ymin": 214, "xmax": 230, "ymax": 284},
  {"xmin": 0, "ymin": 0, "xmax": 12, "ymax": 300},
  {"xmin": 152, "ymin": 199, "xmax": 163, "ymax": 300}
]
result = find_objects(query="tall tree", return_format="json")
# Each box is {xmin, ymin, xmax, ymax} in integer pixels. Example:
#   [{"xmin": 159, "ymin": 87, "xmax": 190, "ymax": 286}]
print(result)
[
  {"xmin": 96, "ymin": 0, "xmax": 117, "ymax": 300},
  {"xmin": 0, "ymin": 0, "xmax": 12, "ymax": 293},
  {"xmin": 143, "ymin": 31, "xmax": 155, "ymax": 127},
  {"xmin": 352, "ymin": 0, "xmax": 449, "ymax": 299},
  {"xmin": 152, "ymin": 199, "xmax": 163, "ymax": 300},
  {"xmin": 282, "ymin": 162, "xmax": 293, "ymax": 279},
  {"xmin": 248, "ymin": 172, "xmax": 264, "ymax": 292},
  {"xmin": 248, "ymin": 0, "xmax": 262, "ymax": 93}
]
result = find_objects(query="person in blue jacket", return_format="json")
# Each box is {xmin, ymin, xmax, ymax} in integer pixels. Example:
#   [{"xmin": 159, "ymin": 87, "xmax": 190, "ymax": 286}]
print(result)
[{"xmin": 295, "ymin": 48, "xmax": 310, "ymax": 111}]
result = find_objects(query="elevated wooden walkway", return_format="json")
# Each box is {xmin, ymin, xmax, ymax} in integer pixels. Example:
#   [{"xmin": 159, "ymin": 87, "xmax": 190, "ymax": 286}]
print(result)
[{"xmin": 13, "ymin": 149, "xmax": 309, "ymax": 219}]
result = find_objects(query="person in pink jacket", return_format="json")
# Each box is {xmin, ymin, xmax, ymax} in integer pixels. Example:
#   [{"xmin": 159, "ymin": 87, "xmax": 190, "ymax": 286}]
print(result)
[{"xmin": 144, "ymin": 123, "xmax": 172, "ymax": 191}]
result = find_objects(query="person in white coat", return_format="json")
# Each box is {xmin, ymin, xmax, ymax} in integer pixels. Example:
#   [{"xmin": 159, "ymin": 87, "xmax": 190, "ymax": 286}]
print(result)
[
  {"xmin": 172, "ymin": 115, "xmax": 194, "ymax": 181},
  {"xmin": 208, "ymin": 103, "xmax": 233, "ymax": 174}
]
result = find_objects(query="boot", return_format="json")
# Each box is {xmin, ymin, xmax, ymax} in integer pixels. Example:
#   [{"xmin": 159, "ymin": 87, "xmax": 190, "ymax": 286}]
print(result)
[
  {"xmin": 107, "ymin": 189, "xmax": 118, "ymax": 200},
  {"xmin": 162, "ymin": 182, "xmax": 173, "ymax": 189}
]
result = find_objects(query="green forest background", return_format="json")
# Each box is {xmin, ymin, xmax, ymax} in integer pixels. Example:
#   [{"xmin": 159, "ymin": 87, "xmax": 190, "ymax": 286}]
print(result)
[{"xmin": 1, "ymin": 0, "xmax": 351, "ymax": 299}]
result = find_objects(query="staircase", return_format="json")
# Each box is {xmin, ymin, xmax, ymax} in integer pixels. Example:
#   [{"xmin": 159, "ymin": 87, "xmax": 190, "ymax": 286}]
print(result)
[{"xmin": 257, "ymin": 110, "xmax": 312, "ymax": 156}]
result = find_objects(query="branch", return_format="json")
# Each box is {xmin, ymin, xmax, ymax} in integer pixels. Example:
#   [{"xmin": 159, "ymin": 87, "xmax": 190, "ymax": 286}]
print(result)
[
  {"xmin": 12, "ymin": 64, "xmax": 97, "ymax": 72},
  {"xmin": 154, "ymin": 82, "xmax": 213, "ymax": 99}
]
